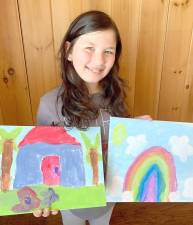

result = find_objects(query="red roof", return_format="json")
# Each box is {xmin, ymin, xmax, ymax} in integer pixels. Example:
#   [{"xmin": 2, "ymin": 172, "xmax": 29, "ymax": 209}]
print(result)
[{"xmin": 19, "ymin": 126, "xmax": 80, "ymax": 148}]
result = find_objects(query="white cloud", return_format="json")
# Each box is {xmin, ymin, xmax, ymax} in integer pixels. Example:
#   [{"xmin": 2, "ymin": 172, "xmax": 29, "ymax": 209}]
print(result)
[
  {"xmin": 106, "ymin": 175, "xmax": 134, "ymax": 202},
  {"xmin": 121, "ymin": 191, "xmax": 133, "ymax": 202},
  {"xmin": 183, "ymin": 177, "xmax": 193, "ymax": 199},
  {"xmin": 169, "ymin": 191, "xmax": 182, "ymax": 202},
  {"xmin": 125, "ymin": 135, "xmax": 147, "ymax": 156},
  {"xmin": 106, "ymin": 175, "xmax": 123, "ymax": 198},
  {"xmin": 169, "ymin": 136, "xmax": 193, "ymax": 162}
]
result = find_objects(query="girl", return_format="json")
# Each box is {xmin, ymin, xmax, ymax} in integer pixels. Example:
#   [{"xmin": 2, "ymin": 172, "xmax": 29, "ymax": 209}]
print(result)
[{"xmin": 34, "ymin": 10, "xmax": 128, "ymax": 225}]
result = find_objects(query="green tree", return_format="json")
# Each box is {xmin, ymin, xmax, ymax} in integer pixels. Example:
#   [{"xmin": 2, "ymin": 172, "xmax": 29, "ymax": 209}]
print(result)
[
  {"xmin": 0, "ymin": 127, "xmax": 23, "ymax": 191},
  {"xmin": 80, "ymin": 131, "xmax": 102, "ymax": 185},
  {"xmin": 112, "ymin": 123, "xmax": 127, "ymax": 145}
]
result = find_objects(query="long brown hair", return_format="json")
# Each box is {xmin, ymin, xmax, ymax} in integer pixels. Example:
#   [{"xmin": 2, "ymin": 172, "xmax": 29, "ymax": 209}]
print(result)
[{"xmin": 58, "ymin": 10, "xmax": 128, "ymax": 129}]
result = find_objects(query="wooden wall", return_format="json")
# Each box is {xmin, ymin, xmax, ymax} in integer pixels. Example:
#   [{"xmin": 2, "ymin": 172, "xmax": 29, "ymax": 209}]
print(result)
[{"xmin": 0, "ymin": 0, "xmax": 193, "ymax": 125}]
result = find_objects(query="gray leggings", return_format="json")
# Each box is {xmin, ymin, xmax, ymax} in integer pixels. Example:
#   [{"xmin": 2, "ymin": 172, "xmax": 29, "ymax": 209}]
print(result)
[{"xmin": 61, "ymin": 204, "xmax": 114, "ymax": 225}]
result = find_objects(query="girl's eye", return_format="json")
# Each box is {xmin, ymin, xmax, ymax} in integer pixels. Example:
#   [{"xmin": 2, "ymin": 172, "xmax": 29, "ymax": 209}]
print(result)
[
  {"xmin": 85, "ymin": 47, "xmax": 94, "ymax": 52},
  {"xmin": 104, "ymin": 50, "xmax": 115, "ymax": 55}
]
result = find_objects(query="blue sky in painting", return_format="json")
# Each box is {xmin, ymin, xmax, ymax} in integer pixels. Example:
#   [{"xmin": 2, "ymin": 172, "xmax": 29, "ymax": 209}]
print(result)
[
  {"xmin": 68, "ymin": 127, "xmax": 104, "ymax": 186},
  {"xmin": 107, "ymin": 117, "xmax": 193, "ymax": 202}
]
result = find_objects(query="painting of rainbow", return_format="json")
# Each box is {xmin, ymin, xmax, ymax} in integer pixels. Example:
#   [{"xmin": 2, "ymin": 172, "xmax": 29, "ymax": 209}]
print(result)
[
  {"xmin": 0, "ymin": 126, "xmax": 106, "ymax": 216},
  {"xmin": 106, "ymin": 117, "xmax": 193, "ymax": 202}
]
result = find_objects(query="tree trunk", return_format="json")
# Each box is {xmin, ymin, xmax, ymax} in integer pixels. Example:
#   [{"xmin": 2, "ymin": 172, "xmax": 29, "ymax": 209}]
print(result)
[
  {"xmin": 1, "ymin": 139, "xmax": 13, "ymax": 192},
  {"xmin": 89, "ymin": 148, "xmax": 99, "ymax": 185}
]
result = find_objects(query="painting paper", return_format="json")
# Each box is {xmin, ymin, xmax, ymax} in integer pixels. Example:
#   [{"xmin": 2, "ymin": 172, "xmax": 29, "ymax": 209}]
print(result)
[
  {"xmin": 0, "ymin": 126, "xmax": 106, "ymax": 216},
  {"xmin": 106, "ymin": 117, "xmax": 193, "ymax": 202}
]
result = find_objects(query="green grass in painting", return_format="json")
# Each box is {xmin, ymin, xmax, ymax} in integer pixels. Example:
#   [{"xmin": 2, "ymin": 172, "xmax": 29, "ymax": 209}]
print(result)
[{"xmin": 0, "ymin": 184, "xmax": 106, "ymax": 216}]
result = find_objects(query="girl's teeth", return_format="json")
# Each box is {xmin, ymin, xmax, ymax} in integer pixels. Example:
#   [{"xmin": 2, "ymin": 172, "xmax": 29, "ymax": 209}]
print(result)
[{"xmin": 88, "ymin": 67, "xmax": 102, "ymax": 73}]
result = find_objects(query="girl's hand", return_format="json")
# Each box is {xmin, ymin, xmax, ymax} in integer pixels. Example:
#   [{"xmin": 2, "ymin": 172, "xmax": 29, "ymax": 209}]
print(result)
[
  {"xmin": 33, "ymin": 208, "xmax": 58, "ymax": 217},
  {"xmin": 135, "ymin": 115, "xmax": 152, "ymax": 120}
]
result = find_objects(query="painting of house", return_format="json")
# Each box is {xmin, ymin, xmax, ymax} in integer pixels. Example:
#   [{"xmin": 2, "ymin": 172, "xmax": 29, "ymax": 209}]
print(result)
[
  {"xmin": 0, "ymin": 125, "xmax": 106, "ymax": 216},
  {"xmin": 13, "ymin": 126, "xmax": 85, "ymax": 188}
]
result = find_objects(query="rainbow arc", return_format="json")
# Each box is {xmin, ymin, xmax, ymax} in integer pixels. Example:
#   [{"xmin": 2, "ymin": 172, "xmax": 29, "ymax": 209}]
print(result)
[{"xmin": 123, "ymin": 146, "xmax": 177, "ymax": 202}]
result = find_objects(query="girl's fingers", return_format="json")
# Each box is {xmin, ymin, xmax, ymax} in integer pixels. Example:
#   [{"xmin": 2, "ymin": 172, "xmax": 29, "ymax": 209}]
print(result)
[
  {"xmin": 33, "ymin": 209, "xmax": 43, "ymax": 217},
  {"xmin": 32, "ymin": 208, "xmax": 58, "ymax": 217},
  {"xmin": 136, "ymin": 115, "xmax": 152, "ymax": 120},
  {"xmin": 42, "ymin": 207, "xmax": 50, "ymax": 217},
  {"xmin": 51, "ymin": 210, "xmax": 59, "ymax": 215}
]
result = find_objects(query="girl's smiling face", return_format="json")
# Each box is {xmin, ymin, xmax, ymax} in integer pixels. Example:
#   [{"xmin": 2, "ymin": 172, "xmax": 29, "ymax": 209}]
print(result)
[{"xmin": 67, "ymin": 29, "xmax": 116, "ymax": 93}]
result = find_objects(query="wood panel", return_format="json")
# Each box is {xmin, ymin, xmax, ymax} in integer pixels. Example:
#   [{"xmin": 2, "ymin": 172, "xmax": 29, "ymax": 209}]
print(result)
[
  {"xmin": 0, "ymin": 106, "xmax": 3, "ymax": 124},
  {"xmin": 110, "ymin": 203, "xmax": 193, "ymax": 225},
  {"xmin": 2, "ymin": 203, "xmax": 193, "ymax": 225},
  {"xmin": 181, "ymin": 28, "xmax": 193, "ymax": 122},
  {"xmin": 158, "ymin": 0, "xmax": 193, "ymax": 122},
  {"xmin": 111, "ymin": 0, "xmax": 142, "ymax": 116},
  {"xmin": 51, "ymin": 0, "xmax": 82, "ymax": 78},
  {"xmin": 82, "ymin": 0, "xmax": 112, "ymax": 13},
  {"xmin": 0, "ymin": 0, "xmax": 33, "ymax": 125},
  {"xmin": 134, "ymin": 0, "xmax": 170, "ymax": 118},
  {"xmin": 18, "ymin": 0, "xmax": 59, "ymax": 123}
]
